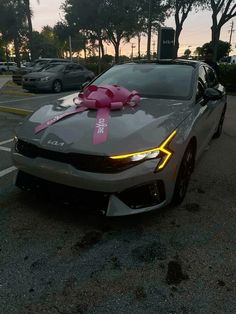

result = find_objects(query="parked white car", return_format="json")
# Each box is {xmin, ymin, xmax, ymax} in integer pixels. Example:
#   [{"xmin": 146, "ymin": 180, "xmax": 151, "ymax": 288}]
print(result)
[{"xmin": 0, "ymin": 62, "xmax": 18, "ymax": 73}]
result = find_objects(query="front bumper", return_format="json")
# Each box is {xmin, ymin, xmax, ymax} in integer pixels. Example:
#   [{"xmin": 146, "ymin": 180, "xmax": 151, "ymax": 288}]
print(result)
[
  {"xmin": 12, "ymin": 151, "xmax": 177, "ymax": 216},
  {"xmin": 22, "ymin": 80, "xmax": 52, "ymax": 91}
]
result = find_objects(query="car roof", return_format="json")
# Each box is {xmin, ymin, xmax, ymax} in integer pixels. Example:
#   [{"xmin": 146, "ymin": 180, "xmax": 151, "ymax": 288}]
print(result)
[{"xmin": 34, "ymin": 58, "xmax": 70, "ymax": 62}]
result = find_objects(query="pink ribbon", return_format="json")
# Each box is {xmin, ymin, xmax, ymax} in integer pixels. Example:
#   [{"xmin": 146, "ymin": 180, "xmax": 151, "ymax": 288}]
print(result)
[{"xmin": 34, "ymin": 85, "xmax": 140, "ymax": 145}]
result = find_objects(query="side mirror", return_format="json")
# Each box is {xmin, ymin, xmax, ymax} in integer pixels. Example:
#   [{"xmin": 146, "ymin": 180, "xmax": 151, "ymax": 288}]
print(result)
[{"xmin": 203, "ymin": 88, "xmax": 223, "ymax": 102}]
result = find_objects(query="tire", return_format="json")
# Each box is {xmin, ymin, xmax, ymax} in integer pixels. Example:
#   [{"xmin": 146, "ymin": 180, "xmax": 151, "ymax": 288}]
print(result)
[
  {"xmin": 172, "ymin": 142, "xmax": 195, "ymax": 205},
  {"xmin": 213, "ymin": 105, "xmax": 227, "ymax": 139},
  {"xmin": 52, "ymin": 80, "xmax": 62, "ymax": 93}
]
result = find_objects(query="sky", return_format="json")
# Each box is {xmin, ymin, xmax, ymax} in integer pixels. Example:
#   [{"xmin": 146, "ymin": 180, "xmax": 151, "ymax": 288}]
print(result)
[{"xmin": 31, "ymin": 0, "xmax": 236, "ymax": 57}]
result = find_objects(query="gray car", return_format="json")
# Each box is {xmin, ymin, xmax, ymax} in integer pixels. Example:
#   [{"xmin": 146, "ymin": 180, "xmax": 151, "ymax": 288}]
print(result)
[
  {"xmin": 22, "ymin": 63, "xmax": 95, "ymax": 93},
  {"xmin": 12, "ymin": 60, "xmax": 227, "ymax": 216},
  {"xmin": 12, "ymin": 58, "xmax": 71, "ymax": 85}
]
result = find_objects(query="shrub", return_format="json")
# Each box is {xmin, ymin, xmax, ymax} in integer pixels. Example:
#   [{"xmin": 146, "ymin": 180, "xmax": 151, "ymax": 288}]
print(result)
[{"xmin": 219, "ymin": 64, "xmax": 236, "ymax": 92}]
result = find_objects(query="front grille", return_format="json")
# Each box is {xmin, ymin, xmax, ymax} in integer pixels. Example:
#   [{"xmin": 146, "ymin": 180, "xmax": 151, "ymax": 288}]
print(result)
[
  {"xmin": 16, "ymin": 171, "xmax": 109, "ymax": 214},
  {"xmin": 16, "ymin": 140, "xmax": 140, "ymax": 173}
]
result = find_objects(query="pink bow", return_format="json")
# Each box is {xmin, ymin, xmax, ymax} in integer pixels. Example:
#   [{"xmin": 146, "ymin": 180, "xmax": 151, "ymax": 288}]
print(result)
[{"xmin": 35, "ymin": 85, "xmax": 140, "ymax": 145}]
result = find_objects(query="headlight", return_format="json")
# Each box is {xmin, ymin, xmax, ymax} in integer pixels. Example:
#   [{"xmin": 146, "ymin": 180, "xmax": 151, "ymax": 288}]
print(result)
[
  {"xmin": 40, "ymin": 76, "xmax": 50, "ymax": 82},
  {"xmin": 110, "ymin": 130, "xmax": 177, "ymax": 171}
]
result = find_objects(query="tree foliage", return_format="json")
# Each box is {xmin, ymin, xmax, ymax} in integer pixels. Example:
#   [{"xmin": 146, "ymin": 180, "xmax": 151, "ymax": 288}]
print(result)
[
  {"xmin": 63, "ymin": 0, "xmax": 169, "ymax": 62},
  {"xmin": 197, "ymin": 40, "xmax": 231, "ymax": 61},
  {"xmin": 208, "ymin": 0, "xmax": 236, "ymax": 61},
  {"xmin": 167, "ymin": 0, "xmax": 205, "ymax": 57},
  {"xmin": 0, "ymin": 0, "xmax": 28, "ymax": 65}
]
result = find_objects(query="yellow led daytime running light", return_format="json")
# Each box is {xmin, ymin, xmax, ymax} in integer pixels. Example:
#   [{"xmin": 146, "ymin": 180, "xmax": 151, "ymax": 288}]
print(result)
[{"xmin": 110, "ymin": 129, "xmax": 177, "ymax": 170}]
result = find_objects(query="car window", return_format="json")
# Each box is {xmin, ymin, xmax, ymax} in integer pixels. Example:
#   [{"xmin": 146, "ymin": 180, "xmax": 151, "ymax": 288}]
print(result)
[
  {"xmin": 34, "ymin": 61, "xmax": 48, "ymax": 68},
  {"xmin": 204, "ymin": 66, "xmax": 218, "ymax": 88},
  {"xmin": 199, "ymin": 66, "xmax": 208, "ymax": 87},
  {"xmin": 93, "ymin": 64, "xmax": 194, "ymax": 99},
  {"xmin": 74, "ymin": 65, "xmax": 84, "ymax": 71},
  {"xmin": 196, "ymin": 80, "xmax": 205, "ymax": 102},
  {"xmin": 41, "ymin": 64, "xmax": 65, "ymax": 72}
]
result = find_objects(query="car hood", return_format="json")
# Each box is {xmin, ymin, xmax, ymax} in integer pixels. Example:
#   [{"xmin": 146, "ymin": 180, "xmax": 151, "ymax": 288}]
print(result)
[
  {"xmin": 16, "ymin": 67, "xmax": 36, "ymax": 75},
  {"xmin": 16, "ymin": 93, "xmax": 192, "ymax": 156}
]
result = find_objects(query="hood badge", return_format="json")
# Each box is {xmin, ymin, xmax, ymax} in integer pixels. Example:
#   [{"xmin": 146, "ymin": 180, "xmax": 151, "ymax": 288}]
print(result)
[{"xmin": 47, "ymin": 140, "xmax": 65, "ymax": 147}]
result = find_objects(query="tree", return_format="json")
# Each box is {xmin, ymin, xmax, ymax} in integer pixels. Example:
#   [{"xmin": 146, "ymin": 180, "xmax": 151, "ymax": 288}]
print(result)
[
  {"xmin": 194, "ymin": 46, "xmax": 203, "ymax": 59},
  {"xmin": 201, "ymin": 40, "xmax": 231, "ymax": 61},
  {"xmin": 138, "ymin": 0, "xmax": 169, "ymax": 60},
  {"xmin": 102, "ymin": 0, "xmax": 139, "ymax": 63},
  {"xmin": 63, "ymin": 0, "xmax": 141, "ymax": 63},
  {"xmin": 184, "ymin": 48, "xmax": 191, "ymax": 58},
  {"xmin": 209, "ymin": 0, "xmax": 236, "ymax": 61},
  {"xmin": 0, "ymin": 0, "xmax": 27, "ymax": 66},
  {"xmin": 168, "ymin": 0, "xmax": 204, "ymax": 58},
  {"xmin": 63, "ymin": 0, "xmax": 105, "ymax": 57},
  {"xmin": 23, "ymin": 0, "xmax": 40, "ymax": 60}
]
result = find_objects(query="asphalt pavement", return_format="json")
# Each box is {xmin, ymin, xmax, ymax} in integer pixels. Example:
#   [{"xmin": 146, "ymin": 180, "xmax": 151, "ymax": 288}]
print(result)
[{"xmin": 0, "ymin": 93, "xmax": 235, "ymax": 314}]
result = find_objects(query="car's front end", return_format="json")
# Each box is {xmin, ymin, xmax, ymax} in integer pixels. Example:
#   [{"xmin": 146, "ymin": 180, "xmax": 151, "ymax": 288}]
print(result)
[
  {"xmin": 22, "ymin": 73, "xmax": 54, "ymax": 92},
  {"xmin": 12, "ymin": 95, "xmax": 192, "ymax": 216},
  {"xmin": 12, "ymin": 61, "xmax": 199, "ymax": 216}
]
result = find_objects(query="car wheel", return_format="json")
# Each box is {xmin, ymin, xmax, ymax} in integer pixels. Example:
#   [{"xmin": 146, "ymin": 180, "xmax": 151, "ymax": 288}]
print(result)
[
  {"xmin": 52, "ymin": 80, "xmax": 62, "ymax": 93},
  {"xmin": 172, "ymin": 142, "xmax": 195, "ymax": 205},
  {"xmin": 213, "ymin": 105, "xmax": 226, "ymax": 139}
]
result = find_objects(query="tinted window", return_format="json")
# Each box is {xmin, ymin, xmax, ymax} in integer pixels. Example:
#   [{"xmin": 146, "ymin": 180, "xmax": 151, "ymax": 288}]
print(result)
[
  {"xmin": 196, "ymin": 81, "xmax": 205, "ymax": 102},
  {"xmin": 204, "ymin": 66, "xmax": 218, "ymax": 87},
  {"xmin": 199, "ymin": 66, "xmax": 207, "ymax": 87},
  {"xmin": 93, "ymin": 64, "xmax": 194, "ymax": 99},
  {"xmin": 41, "ymin": 64, "xmax": 65, "ymax": 72},
  {"xmin": 74, "ymin": 65, "xmax": 84, "ymax": 71}
]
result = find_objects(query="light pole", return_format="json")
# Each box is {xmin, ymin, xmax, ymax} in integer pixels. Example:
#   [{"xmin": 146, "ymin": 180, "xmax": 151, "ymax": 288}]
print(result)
[
  {"xmin": 131, "ymin": 43, "xmax": 136, "ymax": 60},
  {"xmin": 147, "ymin": 0, "xmax": 152, "ymax": 61},
  {"xmin": 69, "ymin": 36, "xmax": 72, "ymax": 61}
]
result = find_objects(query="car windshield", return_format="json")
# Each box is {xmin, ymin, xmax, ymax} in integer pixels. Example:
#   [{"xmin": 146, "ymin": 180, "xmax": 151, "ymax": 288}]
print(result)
[
  {"xmin": 40, "ymin": 64, "xmax": 65, "ymax": 73},
  {"xmin": 93, "ymin": 63, "xmax": 194, "ymax": 99},
  {"xmin": 32, "ymin": 60, "xmax": 49, "ymax": 68}
]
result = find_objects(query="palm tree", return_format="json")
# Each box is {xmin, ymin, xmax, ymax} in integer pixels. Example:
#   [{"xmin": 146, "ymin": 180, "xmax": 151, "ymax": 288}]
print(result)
[
  {"xmin": 0, "ymin": 0, "xmax": 27, "ymax": 67},
  {"xmin": 24, "ymin": 0, "xmax": 40, "ymax": 60}
]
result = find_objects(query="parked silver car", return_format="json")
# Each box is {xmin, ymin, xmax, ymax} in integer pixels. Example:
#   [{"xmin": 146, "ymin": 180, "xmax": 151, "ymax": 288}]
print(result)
[
  {"xmin": 22, "ymin": 63, "xmax": 95, "ymax": 93},
  {"xmin": 12, "ymin": 60, "xmax": 227, "ymax": 216},
  {"xmin": 13, "ymin": 58, "xmax": 71, "ymax": 85}
]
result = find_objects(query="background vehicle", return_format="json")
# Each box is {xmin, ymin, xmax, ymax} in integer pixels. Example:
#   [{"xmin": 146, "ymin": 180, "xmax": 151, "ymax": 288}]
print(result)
[
  {"xmin": 12, "ymin": 58, "xmax": 71, "ymax": 85},
  {"xmin": 22, "ymin": 63, "xmax": 95, "ymax": 93},
  {"xmin": 220, "ymin": 55, "xmax": 236, "ymax": 64},
  {"xmin": 0, "ymin": 62, "xmax": 18, "ymax": 74},
  {"xmin": 12, "ymin": 60, "xmax": 227, "ymax": 216}
]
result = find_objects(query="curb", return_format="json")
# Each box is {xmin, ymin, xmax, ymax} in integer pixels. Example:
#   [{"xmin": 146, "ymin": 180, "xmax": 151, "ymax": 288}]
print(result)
[
  {"xmin": 0, "ymin": 106, "xmax": 33, "ymax": 116},
  {"xmin": 0, "ymin": 79, "xmax": 35, "ymax": 97},
  {"xmin": 0, "ymin": 90, "xmax": 35, "ymax": 97}
]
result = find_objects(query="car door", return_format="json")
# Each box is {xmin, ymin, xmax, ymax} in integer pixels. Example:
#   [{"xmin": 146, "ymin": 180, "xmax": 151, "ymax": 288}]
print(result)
[
  {"xmin": 204, "ymin": 65, "xmax": 225, "ymax": 135},
  {"xmin": 194, "ymin": 66, "xmax": 216, "ymax": 156},
  {"xmin": 72, "ymin": 65, "xmax": 88, "ymax": 87},
  {"xmin": 62, "ymin": 64, "xmax": 75, "ymax": 89},
  {"xmin": 62, "ymin": 64, "xmax": 84, "ymax": 89}
]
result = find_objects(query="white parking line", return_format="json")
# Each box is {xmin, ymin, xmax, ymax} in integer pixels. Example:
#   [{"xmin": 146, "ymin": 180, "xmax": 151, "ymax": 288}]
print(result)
[
  {"xmin": 0, "ymin": 166, "xmax": 16, "ymax": 178},
  {"xmin": 0, "ymin": 146, "xmax": 11, "ymax": 152},
  {"xmin": 0, "ymin": 138, "xmax": 13, "ymax": 145},
  {"xmin": 0, "ymin": 92, "xmax": 69, "ymax": 104}
]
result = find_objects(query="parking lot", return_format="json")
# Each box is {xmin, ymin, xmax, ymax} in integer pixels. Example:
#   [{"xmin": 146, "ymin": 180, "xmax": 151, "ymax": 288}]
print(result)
[{"xmin": 0, "ymin": 89, "xmax": 236, "ymax": 313}]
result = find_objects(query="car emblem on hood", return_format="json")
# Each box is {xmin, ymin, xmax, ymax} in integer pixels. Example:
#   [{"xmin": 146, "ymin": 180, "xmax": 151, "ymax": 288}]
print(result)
[{"xmin": 47, "ymin": 140, "xmax": 65, "ymax": 147}]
